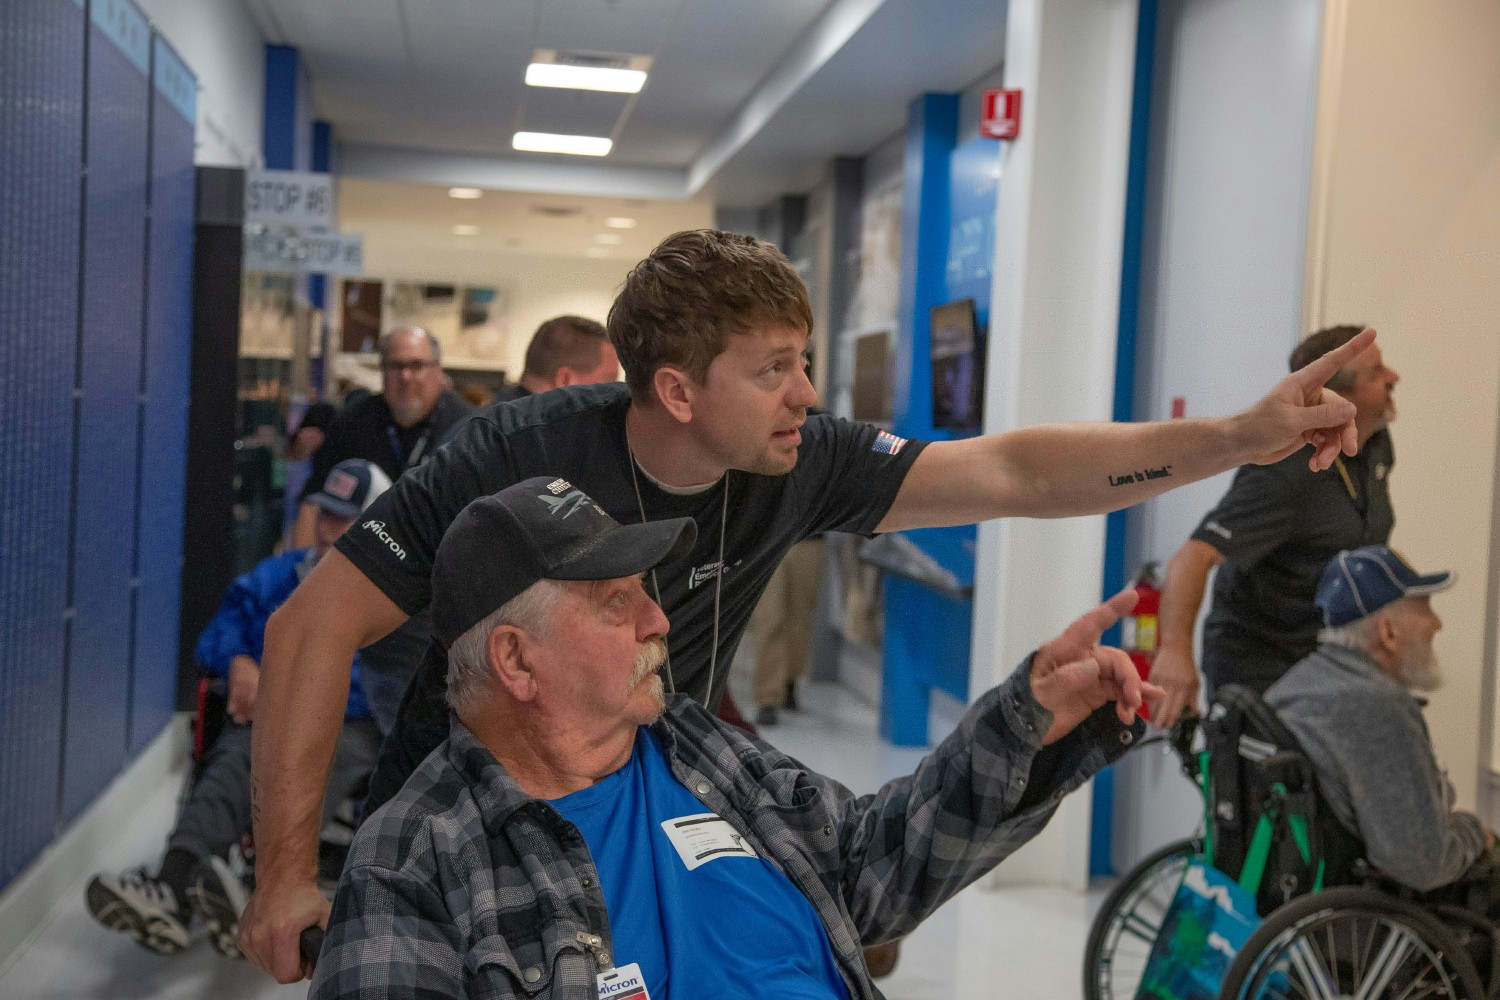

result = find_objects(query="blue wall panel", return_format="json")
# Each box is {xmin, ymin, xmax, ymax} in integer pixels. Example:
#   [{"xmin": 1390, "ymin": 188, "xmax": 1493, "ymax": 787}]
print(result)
[
  {"xmin": 129, "ymin": 35, "xmax": 195, "ymax": 754},
  {"xmin": 62, "ymin": 0, "xmax": 150, "ymax": 822},
  {"xmin": 0, "ymin": 0, "xmax": 85, "ymax": 887}
]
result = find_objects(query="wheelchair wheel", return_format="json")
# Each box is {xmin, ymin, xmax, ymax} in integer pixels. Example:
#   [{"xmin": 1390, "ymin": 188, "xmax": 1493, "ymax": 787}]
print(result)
[
  {"xmin": 1083, "ymin": 837, "xmax": 1199, "ymax": 1000},
  {"xmin": 1220, "ymin": 886, "xmax": 1484, "ymax": 999}
]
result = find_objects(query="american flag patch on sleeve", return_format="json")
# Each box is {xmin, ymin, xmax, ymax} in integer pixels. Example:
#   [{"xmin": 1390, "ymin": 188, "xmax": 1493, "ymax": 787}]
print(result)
[{"xmin": 872, "ymin": 430, "xmax": 908, "ymax": 455}]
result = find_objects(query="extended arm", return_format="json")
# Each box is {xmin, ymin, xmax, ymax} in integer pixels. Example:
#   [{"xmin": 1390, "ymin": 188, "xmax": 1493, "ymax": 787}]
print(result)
[
  {"xmin": 834, "ymin": 592, "xmax": 1158, "ymax": 940},
  {"xmin": 239, "ymin": 550, "xmax": 408, "ymax": 983},
  {"xmin": 876, "ymin": 329, "xmax": 1373, "ymax": 532},
  {"xmin": 1149, "ymin": 539, "xmax": 1224, "ymax": 727}
]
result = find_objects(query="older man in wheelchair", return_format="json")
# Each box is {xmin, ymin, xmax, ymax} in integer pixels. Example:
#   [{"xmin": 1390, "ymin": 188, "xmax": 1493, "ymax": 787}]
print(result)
[{"xmin": 1087, "ymin": 544, "xmax": 1499, "ymax": 1000}]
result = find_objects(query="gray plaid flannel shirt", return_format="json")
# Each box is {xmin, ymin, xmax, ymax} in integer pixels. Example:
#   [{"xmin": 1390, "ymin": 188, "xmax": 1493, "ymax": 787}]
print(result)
[{"xmin": 310, "ymin": 655, "xmax": 1141, "ymax": 999}]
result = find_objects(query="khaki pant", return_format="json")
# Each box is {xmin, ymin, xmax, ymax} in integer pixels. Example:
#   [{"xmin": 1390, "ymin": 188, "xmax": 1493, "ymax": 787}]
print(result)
[{"xmin": 751, "ymin": 539, "xmax": 826, "ymax": 709}]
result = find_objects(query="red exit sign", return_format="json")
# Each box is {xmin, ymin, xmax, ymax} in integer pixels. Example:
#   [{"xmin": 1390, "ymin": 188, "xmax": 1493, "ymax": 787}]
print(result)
[{"xmin": 981, "ymin": 88, "xmax": 1022, "ymax": 140}]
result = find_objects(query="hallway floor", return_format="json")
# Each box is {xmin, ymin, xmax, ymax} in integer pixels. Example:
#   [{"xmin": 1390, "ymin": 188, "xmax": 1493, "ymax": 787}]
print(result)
[{"xmin": 0, "ymin": 675, "xmax": 1106, "ymax": 999}]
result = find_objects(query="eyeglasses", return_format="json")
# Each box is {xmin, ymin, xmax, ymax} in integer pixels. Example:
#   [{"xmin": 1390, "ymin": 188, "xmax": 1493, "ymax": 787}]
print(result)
[{"xmin": 380, "ymin": 360, "xmax": 439, "ymax": 376}]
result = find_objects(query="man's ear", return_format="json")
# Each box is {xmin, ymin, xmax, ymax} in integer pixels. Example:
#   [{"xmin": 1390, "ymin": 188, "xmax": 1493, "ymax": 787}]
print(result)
[
  {"xmin": 652, "ymin": 366, "xmax": 696, "ymax": 424},
  {"xmin": 487, "ymin": 625, "xmax": 539, "ymax": 702},
  {"xmin": 1376, "ymin": 610, "xmax": 1401, "ymax": 655}
]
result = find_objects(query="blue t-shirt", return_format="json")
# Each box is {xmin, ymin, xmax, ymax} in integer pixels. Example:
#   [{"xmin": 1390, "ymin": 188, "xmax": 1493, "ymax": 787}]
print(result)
[{"xmin": 551, "ymin": 729, "xmax": 850, "ymax": 1000}]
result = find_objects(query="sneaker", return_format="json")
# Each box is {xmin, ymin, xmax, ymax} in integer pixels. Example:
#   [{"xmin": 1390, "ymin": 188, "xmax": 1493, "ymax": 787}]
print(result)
[
  {"xmin": 85, "ymin": 869, "xmax": 191, "ymax": 955},
  {"xmin": 755, "ymin": 705, "xmax": 779, "ymax": 726},
  {"xmin": 188, "ymin": 856, "xmax": 250, "ymax": 957}
]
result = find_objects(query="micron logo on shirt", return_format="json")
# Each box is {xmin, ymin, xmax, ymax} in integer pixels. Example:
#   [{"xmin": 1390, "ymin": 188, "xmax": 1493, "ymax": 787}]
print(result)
[{"xmin": 362, "ymin": 520, "xmax": 408, "ymax": 560}]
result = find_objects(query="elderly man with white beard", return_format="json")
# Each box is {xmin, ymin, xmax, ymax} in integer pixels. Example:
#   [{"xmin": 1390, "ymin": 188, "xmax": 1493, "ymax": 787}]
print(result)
[
  {"xmin": 1266, "ymin": 545, "xmax": 1496, "ymax": 895},
  {"xmin": 309, "ymin": 476, "xmax": 1160, "ymax": 999}
]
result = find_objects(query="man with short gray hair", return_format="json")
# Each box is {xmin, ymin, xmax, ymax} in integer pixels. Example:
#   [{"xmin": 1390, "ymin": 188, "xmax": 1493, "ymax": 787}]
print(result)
[
  {"xmin": 1266, "ymin": 545, "xmax": 1492, "ymax": 894},
  {"xmin": 309, "ymin": 477, "xmax": 1159, "ymax": 999}
]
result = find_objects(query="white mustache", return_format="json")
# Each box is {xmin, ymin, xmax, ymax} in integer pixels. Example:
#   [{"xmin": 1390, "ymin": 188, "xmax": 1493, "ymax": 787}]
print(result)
[{"xmin": 629, "ymin": 639, "xmax": 668, "ymax": 688}]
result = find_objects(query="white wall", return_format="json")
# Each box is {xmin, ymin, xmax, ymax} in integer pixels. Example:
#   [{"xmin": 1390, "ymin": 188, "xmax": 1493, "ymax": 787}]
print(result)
[
  {"xmin": 974, "ymin": 0, "xmax": 1139, "ymax": 891},
  {"xmin": 1305, "ymin": 0, "xmax": 1500, "ymax": 798},
  {"xmin": 138, "ymin": 0, "xmax": 265, "ymax": 167},
  {"xmin": 1109, "ymin": 0, "xmax": 1327, "ymax": 872}
]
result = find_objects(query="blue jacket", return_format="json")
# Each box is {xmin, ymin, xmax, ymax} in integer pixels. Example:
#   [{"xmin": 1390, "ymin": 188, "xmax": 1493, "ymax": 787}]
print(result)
[{"xmin": 195, "ymin": 549, "xmax": 371, "ymax": 720}]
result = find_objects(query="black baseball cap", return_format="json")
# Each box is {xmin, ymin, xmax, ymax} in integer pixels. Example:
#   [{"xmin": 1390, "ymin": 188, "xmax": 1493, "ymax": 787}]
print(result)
[
  {"xmin": 431, "ymin": 476, "xmax": 696, "ymax": 648},
  {"xmin": 307, "ymin": 459, "xmax": 392, "ymax": 519}
]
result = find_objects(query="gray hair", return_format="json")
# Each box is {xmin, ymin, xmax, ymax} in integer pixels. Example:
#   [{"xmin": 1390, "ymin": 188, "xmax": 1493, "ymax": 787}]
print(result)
[
  {"xmin": 379, "ymin": 326, "xmax": 442, "ymax": 364},
  {"xmin": 1318, "ymin": 614, "xmax": 1383, "ymax": 653},
  {"xmin": 445, "ymin": 579, "xmax": 563, "ymax": 711}
]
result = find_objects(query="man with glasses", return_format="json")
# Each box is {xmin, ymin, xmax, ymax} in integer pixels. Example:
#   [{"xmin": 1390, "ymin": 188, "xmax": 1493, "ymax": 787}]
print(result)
[{"xmin": 292, "ymin": 326, "xmax": 476, "ymax": 734}]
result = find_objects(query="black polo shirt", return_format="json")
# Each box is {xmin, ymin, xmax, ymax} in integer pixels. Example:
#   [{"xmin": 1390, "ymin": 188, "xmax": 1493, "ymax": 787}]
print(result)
[
  {"xmin": 302, "ymin": 390, "xmax": 477, "ymax": 498},
  {"xmin": 1193, "ymin": 429, "xmax": 1394, "ymax": 694}
]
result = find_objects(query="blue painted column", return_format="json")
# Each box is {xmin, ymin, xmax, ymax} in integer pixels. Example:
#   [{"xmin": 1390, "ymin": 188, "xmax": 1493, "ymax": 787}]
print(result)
[
  {"xmin": 1089, "ymin": 0, "xmax": 1159, "ymax": 878},
  {"xmin": 880, "ymin": 93, "xmax": 960, "ymax": 747}
]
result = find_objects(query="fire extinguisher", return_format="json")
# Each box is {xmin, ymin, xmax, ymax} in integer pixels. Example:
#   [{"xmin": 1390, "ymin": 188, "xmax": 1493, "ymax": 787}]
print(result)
[{"xmin": 1120, "ymin": 561, "xmax": 1162, "ymax": 720}]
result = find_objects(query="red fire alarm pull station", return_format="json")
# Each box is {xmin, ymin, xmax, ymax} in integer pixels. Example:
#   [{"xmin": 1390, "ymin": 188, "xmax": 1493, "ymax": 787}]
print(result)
[{"xmin": 980, "ymin": 88, "xmax": 1022, "ymax": 140}]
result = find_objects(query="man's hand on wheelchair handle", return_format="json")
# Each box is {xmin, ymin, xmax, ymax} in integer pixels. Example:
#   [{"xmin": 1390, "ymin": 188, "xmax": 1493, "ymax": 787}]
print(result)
[
  {"xmin": 239, "ymin": 875, "xmax": 330, "ymax": 983},
  {"xmin": 1032, "ymin": 589, "xmax": 1165, "ymax": 745},
  {"xmin": 227, "ymin": 655, "xmax": 261, "ymax": 725},
  {"xmin": 1145, "ymin": 642, "xmax": 1200, "ymax": 730}
]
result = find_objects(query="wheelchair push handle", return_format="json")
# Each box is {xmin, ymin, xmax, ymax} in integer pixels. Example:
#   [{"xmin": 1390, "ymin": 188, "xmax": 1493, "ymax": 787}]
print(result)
[{"xmin": 301, "ymin": 925, "xmax": 326, "ymax": 970}]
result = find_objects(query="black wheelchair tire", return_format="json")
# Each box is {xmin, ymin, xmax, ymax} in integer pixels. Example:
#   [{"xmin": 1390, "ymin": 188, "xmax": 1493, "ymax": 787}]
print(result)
[
  {"xmin": 1083, "ymin": 837, "xmax": 1200, "ymax": 1000},
  {"xmin": 1219, "ymin": 885, "xmax": 1485, "ymax": 1000}
]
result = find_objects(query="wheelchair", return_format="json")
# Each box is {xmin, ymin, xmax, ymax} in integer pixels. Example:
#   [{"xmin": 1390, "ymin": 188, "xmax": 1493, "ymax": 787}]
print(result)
[{"xmin": 1084, "ymin": 685, "xmax": 1499, "ymax": 1000}]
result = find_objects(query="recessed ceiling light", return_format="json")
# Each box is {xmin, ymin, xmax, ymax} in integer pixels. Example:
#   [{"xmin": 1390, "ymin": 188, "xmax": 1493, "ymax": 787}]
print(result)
[
  {"xmin": 448, "ymin": 187, "xmax": 483, "ymax": 200},
  {"xmin": 526, "ymin": 49, "xmax": 651, "ymax": 94},
  {"xmin": 453, "ymin": 224, "xmax": 479, "ymax": 236},
  {"xmin": 513, "ymin": 132, "xmax": 612, "ymax": 157},
  {"xmin": 594, "ymin": 233, "xmax": 623, "ymax": 245},
  {"xmin": 605, "ymin": 217, "xmax": 637, "ymax": 229},
  {"xmin": 526, "ymin": 63, "xmax": 646, "ymax": 93},
  {"xmin": 586, "ymin": 247, "xmax": 610, "ymax": 257}
]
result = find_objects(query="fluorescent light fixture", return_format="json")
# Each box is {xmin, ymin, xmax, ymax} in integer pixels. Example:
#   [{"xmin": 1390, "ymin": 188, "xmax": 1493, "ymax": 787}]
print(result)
[
  {"xmin": 527, "ymin": 48, "xmax": 652, "ymax": 94},
  {"xmin": 594, "ymin": 233, "xmax": 623, "ymax": 245},
  {"xmin": 526, "ymin": 63, "xmax": 646, "ymax": 93},
  {"xmin": 586, "ymin": 247, "xmax": 610, "ymax": 258},
  {"xmin": 448, "ymin": 187, "xmax": 483, "ymax": 200},
  {"xmin": 453, "ymin": 224, "xmax": 479, "ymax": 236},
  {"xmin": 605, "ymin": 217, "xmax": 637, "ymax": 229},
  {"xmin": 512, "ymin": 131, "xmax": 612, "ymax": 157}
]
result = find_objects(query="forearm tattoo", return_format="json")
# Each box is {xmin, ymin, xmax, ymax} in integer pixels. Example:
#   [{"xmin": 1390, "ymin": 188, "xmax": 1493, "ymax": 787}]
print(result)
[{"xmin": 1108, "ymin": 464, "xmax": 1173, "ymax": 487}]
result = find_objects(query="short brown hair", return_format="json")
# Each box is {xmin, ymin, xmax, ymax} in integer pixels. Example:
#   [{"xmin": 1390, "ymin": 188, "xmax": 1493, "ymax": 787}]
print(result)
[
  {"xmin": 608, "ymin": 230, "xmax": 814, "ymax": 402},
  {"xmin": 523, "ymin": 315, "xmax": 607, "ymax": 380},
  {"xmin": 1289, "ymin": 324, "xmax": 1366, "ymax": 391}
]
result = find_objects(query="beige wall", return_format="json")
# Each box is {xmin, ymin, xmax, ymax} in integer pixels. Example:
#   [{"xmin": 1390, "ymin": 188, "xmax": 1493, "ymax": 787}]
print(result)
[
  {"xmin": 350, "ymin": 249, "xmax": 641, "ymax": 377},
  {"xmin": 1305, "ymin": 0, "xmax": 1500, "ymax": 797}
]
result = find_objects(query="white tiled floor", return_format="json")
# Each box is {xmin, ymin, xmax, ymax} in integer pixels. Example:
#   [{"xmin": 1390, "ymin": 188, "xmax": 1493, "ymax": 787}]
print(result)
[{"xmin": 0, "ymin": 674, "xmax": 1107, "ymax": 999}]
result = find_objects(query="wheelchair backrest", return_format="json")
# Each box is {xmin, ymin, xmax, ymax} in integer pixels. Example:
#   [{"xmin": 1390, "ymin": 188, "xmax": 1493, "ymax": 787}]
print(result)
[{"xmin": 1203, "ymin": 685, "xmax": 1365, "ymax": 915}]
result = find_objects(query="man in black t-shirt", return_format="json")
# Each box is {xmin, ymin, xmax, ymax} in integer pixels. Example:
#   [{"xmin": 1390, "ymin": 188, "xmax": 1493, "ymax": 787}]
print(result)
[
  {"xmin": 1148, "ymin": 325, "xmax": 1400, "ymax": 727},
  {"xmin": 290, "ymin": 327, "xmax": 476, "ymax": 734},
  {"xmin": 241, "ymin": 229, "xmax": 1376, "ymax": 982}
]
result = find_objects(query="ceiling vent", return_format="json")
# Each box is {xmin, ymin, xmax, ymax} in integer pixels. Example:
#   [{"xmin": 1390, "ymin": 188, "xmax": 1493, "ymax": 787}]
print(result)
[{"xmin": 530, "ymin": 204, "xmax": 583, "ymax": 218}]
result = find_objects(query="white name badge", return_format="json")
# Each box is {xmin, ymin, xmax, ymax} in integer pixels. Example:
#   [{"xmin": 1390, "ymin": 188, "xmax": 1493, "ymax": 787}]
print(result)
[
  {"xmin": 597, "ymin": 962, "xmax": 651, "ymax": 1000},
  {"xmin": 660, "ymin": 813, "xmax": 757, "ymax": 871}
]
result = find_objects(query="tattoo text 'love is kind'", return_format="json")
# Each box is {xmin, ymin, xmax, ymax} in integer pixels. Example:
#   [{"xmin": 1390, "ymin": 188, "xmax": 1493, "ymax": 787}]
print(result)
[{"xmin": 1108, "ymin": 464, "xmax": 1172, "ymax": 487}]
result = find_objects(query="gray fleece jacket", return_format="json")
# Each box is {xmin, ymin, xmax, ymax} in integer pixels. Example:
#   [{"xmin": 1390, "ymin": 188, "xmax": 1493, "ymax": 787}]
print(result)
[{"xmin": 1265, "ymin": 642, "xmax": 1486, "ymax": 892}]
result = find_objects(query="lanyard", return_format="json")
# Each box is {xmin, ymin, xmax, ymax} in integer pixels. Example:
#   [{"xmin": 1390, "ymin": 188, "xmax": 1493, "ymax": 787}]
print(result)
[
  {"xmin": 386, "ymin": 424, "xmax": 431, "ymax": 470},
  {"xmin": 1332, "ymin": 456, "xmax": 1369, "ymax": 520}
]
